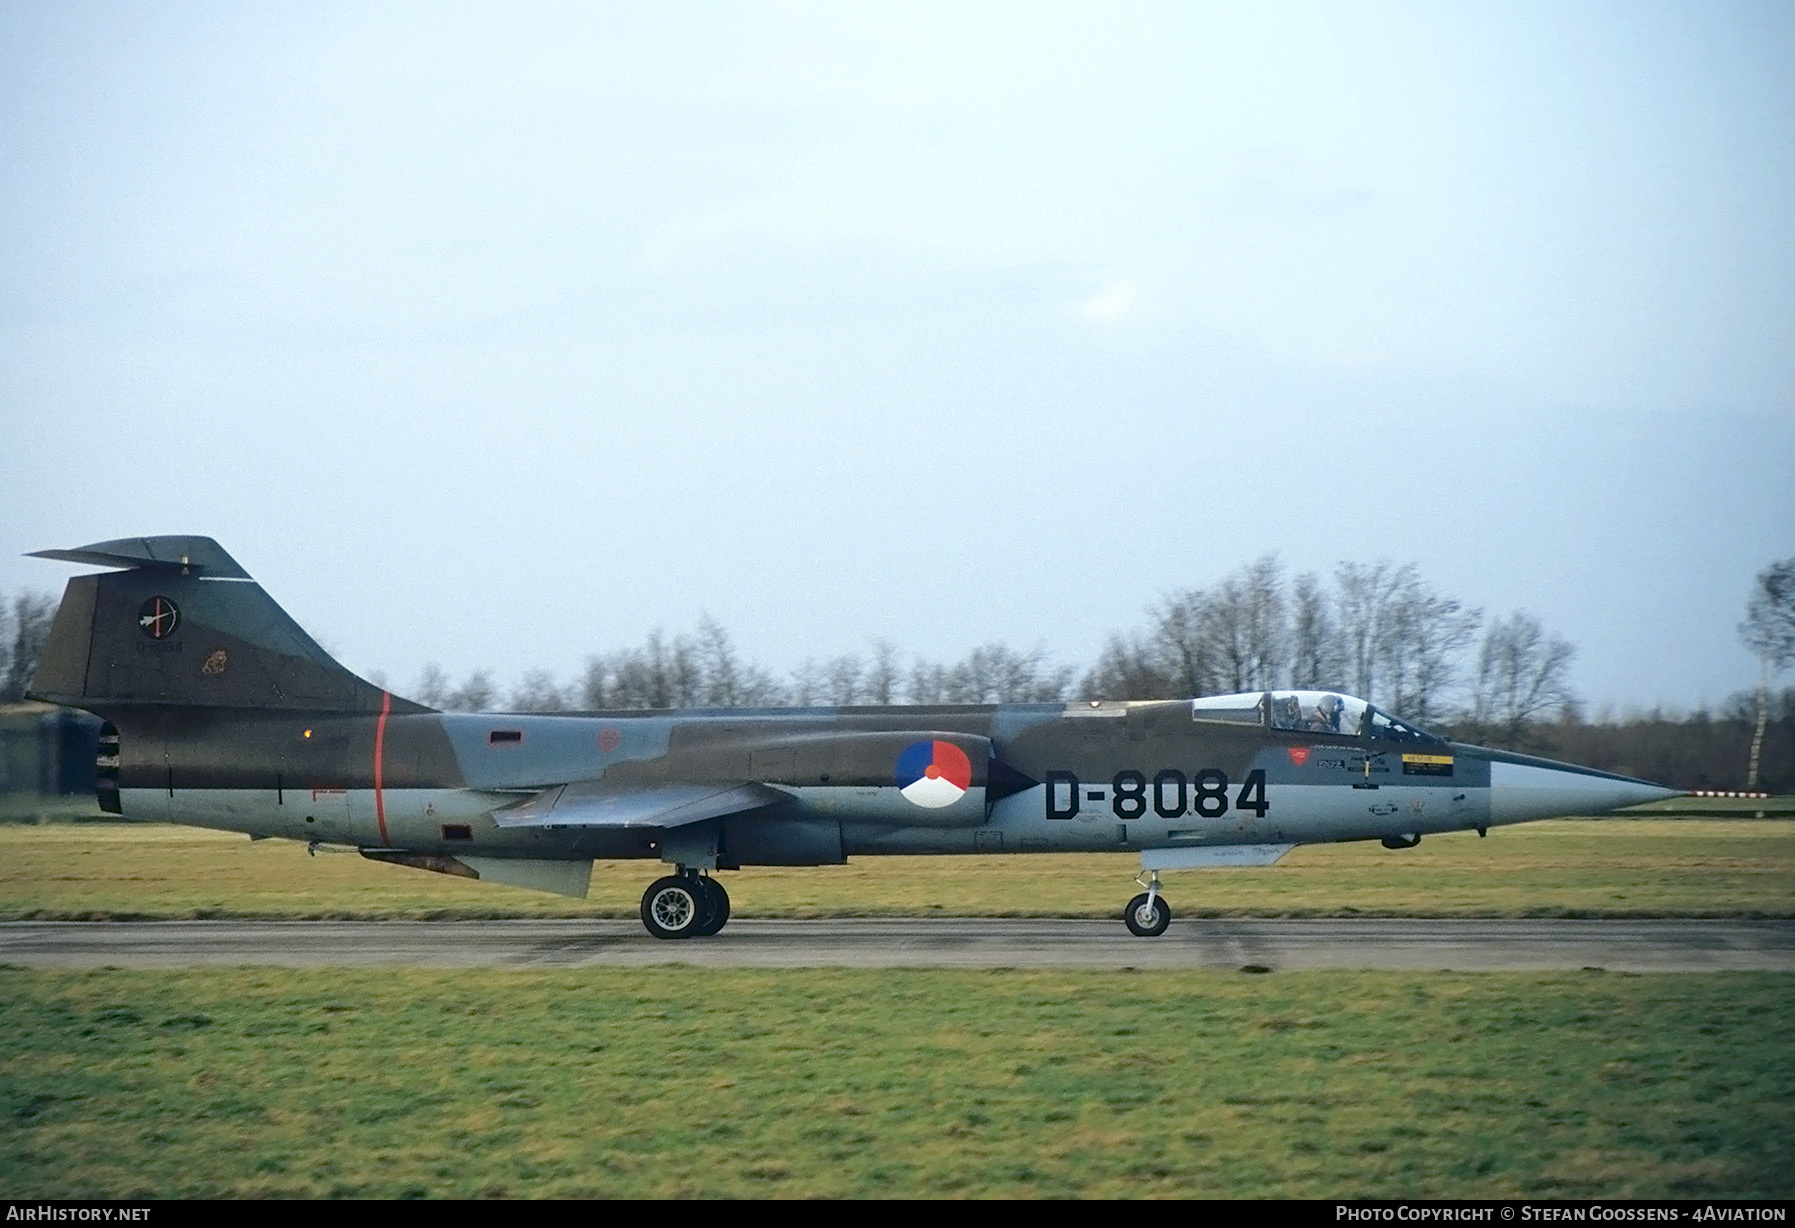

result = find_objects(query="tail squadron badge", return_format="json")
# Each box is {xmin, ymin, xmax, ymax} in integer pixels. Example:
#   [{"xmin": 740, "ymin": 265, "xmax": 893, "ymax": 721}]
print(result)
[{"xmin": 137, "ymin": 596, "xmax": 180, "ymax": 640}]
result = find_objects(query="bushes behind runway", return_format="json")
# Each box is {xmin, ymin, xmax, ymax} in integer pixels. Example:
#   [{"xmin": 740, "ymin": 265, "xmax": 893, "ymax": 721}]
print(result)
[
  {"xmin": 2, "ymin": 818, "xmax": 1792, "ymax": 920},
  {"xmin": 0, "ymin": 966, "xmax": 1790, "ymax": 1198}
]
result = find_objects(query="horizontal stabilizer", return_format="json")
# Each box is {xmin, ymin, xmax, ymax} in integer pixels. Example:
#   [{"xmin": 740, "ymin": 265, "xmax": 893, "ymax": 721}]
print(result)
[
  {"xmin": 29, "ymin": 536, "xmax": 251, "ymax": 578},
  {"xmin": 494, "ymin": 780, "xmax": 788, "ymax": 830},
  {"xmin": 1140, "ymin": 843, "xmax": 1295, "ymax": 871}
]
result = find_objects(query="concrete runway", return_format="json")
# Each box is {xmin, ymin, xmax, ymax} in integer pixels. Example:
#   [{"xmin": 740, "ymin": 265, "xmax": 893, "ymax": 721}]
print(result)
[{"xmin": 3, "ymin": 918, "xmax": 1792, "ymax": 971}]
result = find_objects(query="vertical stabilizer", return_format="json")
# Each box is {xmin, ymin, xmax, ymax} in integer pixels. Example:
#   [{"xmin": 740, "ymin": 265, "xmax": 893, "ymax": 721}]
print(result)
[{"xmin": 26, "ymin": 536, "xmax": 424, "ymax": 715}]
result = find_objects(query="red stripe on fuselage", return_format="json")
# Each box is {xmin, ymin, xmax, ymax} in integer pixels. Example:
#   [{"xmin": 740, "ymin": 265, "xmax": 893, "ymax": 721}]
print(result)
[{"xmin": 374, "ymin": 691, "xmax": 391, "ymax": 845}]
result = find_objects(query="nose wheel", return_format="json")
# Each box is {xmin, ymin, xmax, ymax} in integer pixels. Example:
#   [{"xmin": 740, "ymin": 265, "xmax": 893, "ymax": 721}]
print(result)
[
  {"xmin": 640, "ymin": 872, "xmax": 732, "ymax": 940},
  {"xmin": 1124, "ymin": 869, "xmax": 1172, "ymax": 937}
]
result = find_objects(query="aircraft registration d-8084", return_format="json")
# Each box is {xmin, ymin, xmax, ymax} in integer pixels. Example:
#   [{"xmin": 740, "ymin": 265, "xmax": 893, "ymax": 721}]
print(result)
[{"xmin": 26, "ymin": 537, "xmax": 1677, "ymax": 939}]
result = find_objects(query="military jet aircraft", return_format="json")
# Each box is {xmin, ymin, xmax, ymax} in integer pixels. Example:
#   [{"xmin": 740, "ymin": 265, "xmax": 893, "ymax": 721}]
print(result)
[{"xmin": 26, "ymin": 536, "xmax": 1678, "ymax": 939}]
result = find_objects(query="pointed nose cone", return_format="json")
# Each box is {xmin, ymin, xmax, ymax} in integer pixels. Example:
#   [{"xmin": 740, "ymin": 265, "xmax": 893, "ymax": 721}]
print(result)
[{"xmin": 1488, "ymin": 756, "xmax": 1680, "ymax": 824}]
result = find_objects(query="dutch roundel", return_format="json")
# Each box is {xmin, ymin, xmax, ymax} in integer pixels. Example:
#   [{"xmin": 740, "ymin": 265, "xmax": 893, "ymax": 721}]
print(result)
[{"xmin": 896, "ymin": 740, "xmax": 973, "ymax": 809}]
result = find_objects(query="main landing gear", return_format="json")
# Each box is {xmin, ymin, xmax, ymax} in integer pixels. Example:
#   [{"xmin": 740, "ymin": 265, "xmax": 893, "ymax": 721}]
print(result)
[
  {"xmin": 640, "ymin": 871, "xmax": 731, "ymax": 940},
  {"xmin": 1124, "ymin": 868, "xmax": 1172, "ymax": 938}
]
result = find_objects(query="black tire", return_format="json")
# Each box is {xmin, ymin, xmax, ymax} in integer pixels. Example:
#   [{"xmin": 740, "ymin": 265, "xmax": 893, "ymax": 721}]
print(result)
[
  {"xmin": 641, "ymin": 876, "xmax": 706, "ymax": 940},
  {"xmin": 1124, "ymin": 891, "xmax": 1171, "ymax": 937},
  {"xmin": 696, "ymin": 877, "xmax": 731, "ymax": 936}
]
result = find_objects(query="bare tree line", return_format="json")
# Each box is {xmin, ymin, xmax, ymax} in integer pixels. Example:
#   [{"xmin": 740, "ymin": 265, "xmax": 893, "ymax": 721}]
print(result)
[
  {"xmin": 1079, "ymin": 556, "xmax": 1569, "ymax": 739},
  {"xmin": 1739, "ymin": 557, "xmax": 1795, "ymax": 788},
  {"xmin": 0, "ymin": 593, "xmax": 56, "ymax": 704},
  {"xmin": 1531, "ymin": 686, "xmax": 1794, "ymax": 793},
  {"xmin": 416, "ymin": 615, "xmax": 1074, "ymax": 713},
  {"xmin": 405, "ymin": 556, "xmax": 1574, "ymax": 739}
]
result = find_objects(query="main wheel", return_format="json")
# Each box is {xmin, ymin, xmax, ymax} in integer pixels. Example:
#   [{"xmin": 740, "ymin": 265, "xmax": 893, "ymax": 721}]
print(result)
[
  {"xmin": 641, "ymin": 876, "xmax": 706, "ymax": 940},
  {"xmin": 696, "ymin": 877, "xmax": 731, "ymax": 936},
  {"xmin": 1124, "ymin": 892, "xmax": 1171, "ymax": 937}
]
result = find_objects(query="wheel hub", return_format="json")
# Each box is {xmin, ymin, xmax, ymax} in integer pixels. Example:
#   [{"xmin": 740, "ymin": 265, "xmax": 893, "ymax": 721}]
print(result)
[{"xmin": 652, "ymin": 888, "xmax": 695, "ymax": 929}]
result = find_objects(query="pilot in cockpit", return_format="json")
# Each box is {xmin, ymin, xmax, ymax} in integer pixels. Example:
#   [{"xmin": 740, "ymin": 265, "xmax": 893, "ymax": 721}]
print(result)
[{"xmin": 1309, "ymin": 693, "xmax": 1345, "ymax": 733}]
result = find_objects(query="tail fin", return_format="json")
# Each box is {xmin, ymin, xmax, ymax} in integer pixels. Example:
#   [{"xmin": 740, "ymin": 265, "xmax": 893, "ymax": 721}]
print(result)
[{"xmin": 26, "ymin": 536, "xmax": 425, "ymax": 715}]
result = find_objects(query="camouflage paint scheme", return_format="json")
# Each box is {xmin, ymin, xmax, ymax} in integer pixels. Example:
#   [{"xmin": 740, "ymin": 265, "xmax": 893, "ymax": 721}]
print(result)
[{"xmin": 26, "ymin": 537, "xmax": 1677, "ymax": 936}]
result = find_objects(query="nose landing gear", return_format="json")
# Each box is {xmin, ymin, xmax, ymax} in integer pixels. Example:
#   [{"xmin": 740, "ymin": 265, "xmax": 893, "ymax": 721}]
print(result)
[
  {"xmin": 640, "ymin": 871, "xmax": 732, "ymax": 940},
  {"xmin": 1124, "ymin": 868, "xmax": 1172, "ymax": 937}
]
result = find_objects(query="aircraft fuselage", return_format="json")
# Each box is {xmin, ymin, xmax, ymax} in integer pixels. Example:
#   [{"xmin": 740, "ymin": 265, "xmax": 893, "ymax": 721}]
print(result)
[
  {"xmin": 30, "ymin": 535, "xmax": 1679, "ymax": 938},
  {"xmin": 107, "ymin": 699, "xmax": 1636, "ymax": 863}
]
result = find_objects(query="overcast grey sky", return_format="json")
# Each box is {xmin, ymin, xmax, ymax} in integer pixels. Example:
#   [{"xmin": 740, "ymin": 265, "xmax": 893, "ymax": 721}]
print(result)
[{"xmin": 3, "ymin": 1, "xmax": 1791, "ymax": 714}]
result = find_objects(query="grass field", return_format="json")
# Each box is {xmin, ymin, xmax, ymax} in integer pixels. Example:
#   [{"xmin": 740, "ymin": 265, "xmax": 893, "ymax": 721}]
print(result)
[
  {"xmin": 2, "ymin": 966, "xmax": 1789, "ymax": 1199},
  {"xmin": 1, "ymin": 818, "xmax": 1791, "ymax": 919},
  {"xmin": 5, "ymin": 814, "xmax": 1791, "ymax": 1199}
]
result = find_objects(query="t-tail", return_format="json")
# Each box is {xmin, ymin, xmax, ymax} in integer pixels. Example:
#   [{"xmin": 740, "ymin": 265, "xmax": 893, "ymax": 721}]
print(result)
[{"xmin": 25, "ymin": 535, "xmax": 423, "ymax": 717}]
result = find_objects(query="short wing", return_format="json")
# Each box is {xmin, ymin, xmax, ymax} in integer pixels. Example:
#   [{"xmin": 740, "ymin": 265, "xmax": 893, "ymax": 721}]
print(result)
[{"xmin": 492, "ymin": 780, "xmax": 787, "ymax": 830}]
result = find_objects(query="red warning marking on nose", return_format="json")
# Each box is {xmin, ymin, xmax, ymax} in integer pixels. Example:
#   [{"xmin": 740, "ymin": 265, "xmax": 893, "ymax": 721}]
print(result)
[{"xmin": 1288, "ymin": 747, "xmax": 1311, "ymax": 767}]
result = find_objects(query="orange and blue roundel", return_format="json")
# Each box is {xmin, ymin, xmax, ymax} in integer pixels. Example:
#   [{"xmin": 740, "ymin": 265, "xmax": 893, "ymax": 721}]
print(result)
[{"xmin": 896, "ymin": 740, "xmax": 973, "ymax": 809}]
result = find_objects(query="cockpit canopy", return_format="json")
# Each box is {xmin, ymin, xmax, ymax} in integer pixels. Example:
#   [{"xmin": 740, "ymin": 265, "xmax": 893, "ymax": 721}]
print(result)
[{"xmin": 1189, "ymin": 690, "xmax": 1446, "ymax": 746}]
